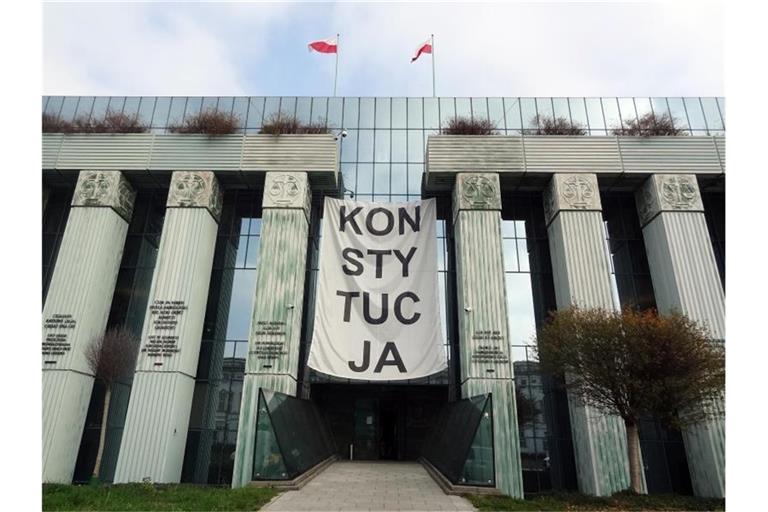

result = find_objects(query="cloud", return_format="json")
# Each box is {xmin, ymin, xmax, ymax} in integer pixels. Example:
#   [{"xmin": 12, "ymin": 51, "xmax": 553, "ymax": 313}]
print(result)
[{"xmin": 43, "ymin": 2, "xmax": 723, "ymax": 97}]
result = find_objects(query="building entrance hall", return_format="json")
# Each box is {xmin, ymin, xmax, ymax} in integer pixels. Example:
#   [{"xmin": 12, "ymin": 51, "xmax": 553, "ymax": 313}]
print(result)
[{"xmin": 311, "ymin": 384, "xmax": 448, "ymax": 461}]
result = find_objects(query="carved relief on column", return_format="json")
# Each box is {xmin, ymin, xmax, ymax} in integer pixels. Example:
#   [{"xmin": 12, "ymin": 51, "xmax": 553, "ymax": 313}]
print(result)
[
  {"xmin": 452, "ymin": 173, "xmax": 501, "ymax": 221},
  {"xmin": 72, "ymin": 170, "xmax": 136, "ymax": 221},
  {"xmin": 167, "ymin": 171, "xmax": 223, "ymax": 222},
  {"xmin": 262, "ymin": 172, "xmax": 312, "ymax": 218},
  {"xmin": 635, "ymin": 174, "xmax": 704, "ymax": 227},
  {"xmin": 543, "ymin": 173, "xmax": 601, "ymax": 226}
]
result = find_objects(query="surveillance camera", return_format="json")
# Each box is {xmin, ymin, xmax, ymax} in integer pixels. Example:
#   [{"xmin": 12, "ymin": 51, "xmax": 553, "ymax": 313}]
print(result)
[{"xmin": 341, "ymin": 129, "xmax": 348, "ymax": 138}]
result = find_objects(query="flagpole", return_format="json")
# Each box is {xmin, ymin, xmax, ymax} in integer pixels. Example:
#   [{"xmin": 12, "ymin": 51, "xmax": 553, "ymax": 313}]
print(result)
[
  {"xmin": 334, "ymin": 33, "xmax": 340, "ymax": 97},
  {"xmin": 431, "ymin": 34, "xmax": 436, "ymax": 97}
]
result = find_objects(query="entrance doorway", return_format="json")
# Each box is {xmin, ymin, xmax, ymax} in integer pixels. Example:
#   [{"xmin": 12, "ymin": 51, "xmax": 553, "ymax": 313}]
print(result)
[{"xmin": 312, "ymin": 384, "xmax": 448, "ymax": 461}]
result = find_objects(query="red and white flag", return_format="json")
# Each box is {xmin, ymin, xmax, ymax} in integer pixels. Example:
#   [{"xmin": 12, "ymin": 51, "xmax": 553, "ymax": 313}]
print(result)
[
  {"xmin": 411, "ymin": 39, "xmax": 432, "ymax": 62},
  {"xmin": 308, "ymin": 38, "xmax": 338, "ymax": 54}
]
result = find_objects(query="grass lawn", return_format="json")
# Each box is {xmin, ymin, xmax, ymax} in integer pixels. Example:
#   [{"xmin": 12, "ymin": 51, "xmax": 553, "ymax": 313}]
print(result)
[
  {"xmin": 466, "ymin": 491, "xmax": 726, "ymax": 511},
  {"xmin": 43, "ymin": 483, "xmax": 279, "ymax": 511}
]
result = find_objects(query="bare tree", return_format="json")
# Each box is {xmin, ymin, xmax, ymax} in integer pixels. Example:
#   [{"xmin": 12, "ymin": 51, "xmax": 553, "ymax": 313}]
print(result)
[
  {"xmin": 612, "ymin": 112, "xmax": 686, "ymax": 137},
  {"xmin": 532, "ymin": 116, "xmax": 587, "ymax": 135},
  {"xmin": 84, "ymin": 326, "xmax": 140, "ymax": 482},
  {"xmin": 535, "ymin": 307, "xmax": 724, "ymax": 494}
]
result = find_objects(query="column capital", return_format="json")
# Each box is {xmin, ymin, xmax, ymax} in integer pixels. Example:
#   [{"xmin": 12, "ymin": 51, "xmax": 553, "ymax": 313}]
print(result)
[
  {"xmin": 72, "ymin": 170, "xmax": 136, "ymax": 222},
  {"xmin": 636, "ymin": 174, "xmax": 704, "ymax": 227},
  {"xmin": 167, "ymin": 171, "xmax": 223, "ymax": 223},
  {"xmin": 262, "ymin": 172, "xmax": 311, "ymax": 219},
  {"xmin": 543, "ymin": 173, "xmax": 601, "ymax": 226},
  {"xmin": 452, "ymin": 173, "xmax": 501, "ymax": 220}
]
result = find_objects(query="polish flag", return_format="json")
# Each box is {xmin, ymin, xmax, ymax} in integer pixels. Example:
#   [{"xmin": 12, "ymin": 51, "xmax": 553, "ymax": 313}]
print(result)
[
  {"xmin": 411, "ymin": 39, "xmax": 432, "ymax": 62},
  {"xmin": 308, "ymin": 39, "xmax": 338, "ymax": 54}
]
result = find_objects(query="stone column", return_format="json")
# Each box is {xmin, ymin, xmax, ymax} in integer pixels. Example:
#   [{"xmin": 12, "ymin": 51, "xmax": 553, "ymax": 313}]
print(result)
[
  {"xmin": 544, "ymin": 173, "xmax": 634, "ymax": 496},
  {"xmin": 636, "ymin": 174, "xmax": 725, "ymax": 498},
  {"xmin": 114, "ymin": 171, "xmax": 222, "ymax": 484},
  {"xmin": 42, "ymin": 170, "xmax": 135, "ymax": 483},
  {"xmin": 232, "ymin": 172, "xmax": 312, "ymax": 488},
  {"xmin": 453, "ymin": 173, "xmax": 524, "ymax": 498}
]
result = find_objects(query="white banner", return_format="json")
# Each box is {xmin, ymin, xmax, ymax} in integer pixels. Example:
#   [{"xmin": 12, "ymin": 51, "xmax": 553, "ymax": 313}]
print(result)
[{"xmin": 308, "ymin": 197, "xmax": 447, "ymax": 380}]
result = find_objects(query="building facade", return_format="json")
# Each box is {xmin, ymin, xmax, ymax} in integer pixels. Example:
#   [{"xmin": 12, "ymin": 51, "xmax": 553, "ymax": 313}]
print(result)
[{"xmin": 42, "ymin": 96, "xmax": 725, "ymax": 498}]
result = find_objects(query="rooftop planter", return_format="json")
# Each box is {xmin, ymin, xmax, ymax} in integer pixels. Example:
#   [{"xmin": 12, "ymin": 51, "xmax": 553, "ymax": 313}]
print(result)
[
  {"xmin": 425, "ymin": 134, "xmax": 725, "ymax": 191},
  {"xmin": 42, "ymin": 133, "xmax": 340, "ymax": 190}
]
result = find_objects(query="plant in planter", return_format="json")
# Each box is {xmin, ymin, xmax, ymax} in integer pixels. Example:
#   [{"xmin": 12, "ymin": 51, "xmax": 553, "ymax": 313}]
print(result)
[
  {"xmin": 42, "ymin": 110, "xmax": 148, "ymax": 134},
  {"xmin": 168, "ymin": 107, "xmax": 241, "ymax": 135},
  {"xmin": 531, "ymin": 115, "xmax": 586, "ymax": 135},
  {"xmin": 612, "ymin": 112, "xmax": 686, "ymax": 137},
  {"xmin": 259, "ymin": 111, "xmax": 330, "ymax": 134},
  {"xmin": 442, "ymin": 116, "xmax": 497, "ymax": 135}
]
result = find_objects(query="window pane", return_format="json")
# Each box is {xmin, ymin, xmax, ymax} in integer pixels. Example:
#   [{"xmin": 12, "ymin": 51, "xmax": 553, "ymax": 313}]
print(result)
[
  {"xmin": 585, "ymin": 98, "xmax": 605, "ymax": 132},
  {"xmin": 701, "ymin": 98, "xmax": 724, "ymax": 130},
  {"xmin": 340, "ymin": 129, "xmax": 357, "ymax": 162},
  {"xmin": 296, "ymin": 97, "xmax": 312, "ymax": 123},
  {"xmin": 717, "ymin": 97, "xmax": 725, "ymax": 124},
  {"xmin": 535, "ymin": 97, "xmax": 554, "ymax": 121},
  {"xmin": 280, "ymin": 97, "xmax": 297, "ymax": 118},
  {"xmin": 263, "ymin": 97, "xmax": 281, "ymax": 121},
  {"xmin": 408, "ymin": 164, "xmax": 423, "ymax": 194},
  {"xmin": 327, "ymin": 97, "xmax": 343, "ymax": 128},
  {"xmin": 424, "ymin": 97, "xmax": 439, "ymax": 129},
  {"xmin": 455, "ymin": 97, "xmax": 471, "ymax": 118},
  {"xmin": 359, "ymin": 98, "xmax": 375, "ymax": 128},
  {"xmin": 216, "ymin": 97, "xmax": 234, "ymax": 115},
  {"xmin": 651, "ymin": 97, "xmax": 671, "ymax": 118},
  {"xmin": 310, "ymin": 97, "xmax": 328, "ymax": 125},
  {"xmin": 151, "ymin": 98, "xmax": 170, "ymax": 127},
  {"xmin": 225, "ymin": 269, "xmax": 257, "ymax": 340},
  {"xmin": 184, "ymin": 97, "xmax": 203, "ymax": 120},
  {"xmin": 505, "ymin": 98, "xmax": 522, "ymax": 132},
  {"xmin": 617, "ymin": 98, "xmax": 637, "ymax": 126},
  {"xmin": 246, "ymin": 97, "xmax": 265, "ymax": 128},
  {"xmin": 340, "ymin": 163, "xmax": 356, "ymax": 192},
  {"xmin": 392, "ymin": 98, "xmax": 406, "ymax": 128},
  {"xmin": 199, "ymin": 97, "xmax": 216, "ymax": 112},
  {"xmin": 505, "ymin": 273, "xmax": 537, "ymax": 346},
  {"xmin": 392, "ymin": 130, "xmax": 407, "ymax": 161},
  {"xmin": 44, "ymin": 96, "xmax": 64, "ymax": 117},
  {"xmin": 245, "ymin": 237, "xmax": 260, "ymax": 268},
  {"xmin": 634, "ymin": 97, "xmax": 653, "ymax": 118},
  {"xmin": 667, "ymin": 98, "xmax": 690, "ymax": 131},
  {"xmin": 684, "ymin": 97, "xmax": 707, "ymax": 131},
  {"xmin": 59, "ymin": 97, "xmax": 80, "ymax": 122},
  {"xmin": 407, "ymin": 130, "xmax": 423, "ymax": 162},
  {"xmin": 358, "ymin": 129, "xmax": 374, "ymax": 161},
  {"xmin": 374, "ymin": 130, "xmax": 390, "ymax": 162},
  {"xmin": 552, "ymin": 98, "xmax": 570, "ymax": 123},
  {"xmin": 375, "ymin": 98, "xmax": 390, "ymax": 129},
  {"xmin": 601, "ymin": 98, "xmax": 621, "ymax": 132},
  {"xmin": 391, "ymin": 164, "xmax": 407, "ymax": 194},
  {"xmin": 136, "ymin": 97, "xmax": 156, "ymax": 125},
  {"xmin": 439, "ymin": 97, "xmax": 455, "ymax": 128},
  {"xmin": 357, "ymin": 163, "xmax": 373, "ymax": 193},
  {"xmin": 471, "ymin": 98, "xmax": 489, "ymax": 122},
  {"xmin": 488, "ymin": 98, "xmax": 505, "ymax": 132},
  {"xmin": 343, "ymin": 97, "xmax": 359, "ymax": 128},
  {"xmin": 74, "ymin": 97, "xmax": 95, "ymax": 120},
  {"xmin": 373, "ymin": 164, "xmax": 390, "ymax": 194},
  {"xmin": 521, "ymin": 98, "xmax": 537, "ymax": 130},
  {"xmin": 503, "ymin": 239, "xmax": 518, "ymax": 272},
  {"xmin": 408, "ymin": 98, "xmax": 423, "ymax": 128},
  {"xmin": 167, "ymin": 97, "xmax": 187, "ymax": 126},
  {"xmin": 232, "ymin": 97, "xmax": 249, "ymax": 125}
]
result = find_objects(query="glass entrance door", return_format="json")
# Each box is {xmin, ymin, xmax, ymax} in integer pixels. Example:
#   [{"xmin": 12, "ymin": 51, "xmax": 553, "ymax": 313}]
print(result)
[{"xmin": 353, "ymin": 398, "xmax": 378, "ymax": 460}]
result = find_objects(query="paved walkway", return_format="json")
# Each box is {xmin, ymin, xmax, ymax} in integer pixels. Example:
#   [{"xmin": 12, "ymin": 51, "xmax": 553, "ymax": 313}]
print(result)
[{"xmin": 262, "ymin": 461, "xmax": 476, "ymax": 511}]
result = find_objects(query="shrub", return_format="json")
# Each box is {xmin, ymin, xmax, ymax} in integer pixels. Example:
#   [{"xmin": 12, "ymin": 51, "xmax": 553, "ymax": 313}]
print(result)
[
  {"xmin": 42, "ymin": 111, "xmax": 148, "ymax": 134},
  {"xmin": 442, "ymin": 116, "xmax": 497, "ymax": 135},
  {"xmin": 168, "ymin": 107, "xmax": 241, "ymax": 135},
  {"xmin": 613, "ymin": 112, "xmax": 686, "ymax": 137},
  {"xmin": 532, "ymin": 115, "xmax": 587, "ymax": 135},
  {"xmin": 260, "ymin": 112, "xmax": 330, "ymax": 134}
]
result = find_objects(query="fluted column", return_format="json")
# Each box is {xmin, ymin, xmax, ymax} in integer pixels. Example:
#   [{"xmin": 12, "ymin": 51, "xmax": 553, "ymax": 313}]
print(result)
[
  {"xmin": 42, "ymin": 170, "xmax": 135, "ymax": 483},
  {"xmin": 544, "ymin": 173, "xmax": 634, "ymax": 496},
  {"xmin": 231, "ymin": 172, "xmax": 312, "ymax": 488},
  {"xmin": 453, "ymin": 173, "xmax": 524, "ymax": 498},
  {"xmin": 114, "ymin": 171, "xmax": 222, "ymax": 483},
  {"xmin": 636, "ymin": 174, "xmax": 725, "ymax": 498}
]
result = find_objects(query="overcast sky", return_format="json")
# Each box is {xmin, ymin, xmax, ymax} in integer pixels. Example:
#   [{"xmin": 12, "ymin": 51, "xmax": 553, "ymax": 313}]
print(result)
[{"xmin": 43, "ymin": 1, "xmax": 724, "ymax": 97}]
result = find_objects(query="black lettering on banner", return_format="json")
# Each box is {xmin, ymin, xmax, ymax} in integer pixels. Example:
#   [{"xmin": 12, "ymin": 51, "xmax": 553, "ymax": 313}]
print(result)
[
  {"xmin": 394, "ymin": 247, "xmax": 417, "ymax": 277},
  {"xmin": 342, "ymin": 248, "xmax": 364, "ymax": 276},
  {"xmin": 349, "ymin": 340, "xmax": 371, "ymax": 372},
  {"xmin": 336, "ymin": 290, "xmax": 359, "ymax": 322},
  {"xmin": 366, "ymin": 207, "xmax": 394, "ymax": 236},
  {"xmin": 374, "ymin": 342, "xmax": 407, "ymax": 373},
  {"xmin": 368, "ymin": 249, "xmax": 392, "ymax": 278},
  {"xmin": 398, "ymin": 206, "xmax": 420, "ymax": 234},
  {"xmin": 339, "ymin": 206, "xmax": 363, "ymax": 234},
  {"xmin": 363, "ymin": 292, "xmax": 388, "ymax": 324},
  {"xmin": 394, "ymin": 292, "xmax": 421, "ymax": 325}
]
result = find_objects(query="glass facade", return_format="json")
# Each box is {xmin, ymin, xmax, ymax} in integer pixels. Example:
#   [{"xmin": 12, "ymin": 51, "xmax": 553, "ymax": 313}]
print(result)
[{"xmin": 43, "ymin": 96, "xmax": 725, "ymax": 494}]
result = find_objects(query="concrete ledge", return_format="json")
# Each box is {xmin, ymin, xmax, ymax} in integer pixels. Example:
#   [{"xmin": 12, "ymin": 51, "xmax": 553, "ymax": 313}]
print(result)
[
  {"xmin": 419, "ymin": 457, "xmax": 501, "ymax": 496},
  {"xmin": 249, "ymin": 455, "xmax": 338, "ymax": 491}
]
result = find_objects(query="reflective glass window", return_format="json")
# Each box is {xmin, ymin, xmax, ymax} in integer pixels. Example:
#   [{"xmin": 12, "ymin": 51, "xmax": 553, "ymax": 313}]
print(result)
[
  {"xmin": 246, "ymin": 97, "xmax": 265, "ymax": 128},
  {"xmin": 408, "ymin": 98, "xmax": 423, "ymax": 128},
  {"xmin": 310, "ymin": 97, "xmax": 328, "ymax": 125},
  {"xmin": 701, "ymin": 98, "xmax": 724, "ymax": 131},
  {"xmin": 374, "ymin": 129, "xmax": 390, "ymax": 162},
  {"xmin": 601, "ymin": 98, "xmax": 622, "ymax": 132},
  {"xmin": 343, "ymin": 97, "xmax": 359, "ymax": 128},
  {"xmin": 263, "ymin": 97, "xmax": 281, "ymax": 122},
  {"xmin": 201, "ymin": 96, "xmax": 218, "ymax": 111},
  {"xmin": 407, "ymin": 130, "xmax": 424, "ymax": 162},
  {"xmin": 184, "ymin": 97, "xmax": 203, "ymax": 120},
  {"xmin": 684, "ymin": 97, "xmax": 707, "ymax": 132},
  {"xmin": 359, "ymin": 97, "xmax": 375, "ymax": 128},
  {"xmin": 167, "ymin": 97, "xmax": 187, "ymax": 126},
  {"xmin": 358, "ymin": 129, "xmax": 374, "ymax": 161},
  {"xmin": 295, "ymin": 97, "xmax": 312, "ymax": 123},
  {"xmin": 44, "ymin": 96, "xmax": 64, "ymax": 117},
  {"xmin": 635, "ymin": 97, "xmax": 653, "ymax": 118},
  {"xmin": 327, "ymin": 97, "xmax": 343, "ymax": 128},
  {"xmin": 650, "ymin": 97, "xmax": 671, "ymax": 118},
  {"xmin": 392, "ymin": 98, "xmax": 407, "ymax": 128},
  {"xmin": 408, "ymin": 164, "xmax": 423, "ymax": 194},
  {"xmin": 535, "ymin": 97, "xmax": 554, "ymax": 121},
  {"xmin": 717, "ymin": 97, "xmax": 725, "ymax": 124},
  {"xmin": 356, "ymin": 163, "xmax": 373, "ymax": 193},
  {"xmin": 488, "ymin": 98, "xmax": 505, "ymax": 132},
  {"xmin": 151, "ymin": 97, "xmax": 171, "ymax": 128},
  {"xmin": 424, "ymin": 97, "xmax": 439, "ymax": 129},
  {"xmin": 280, "ymin": 97, "xmax": 297, "ymax": 118},
  {"xmin": 392, "ymin": 130, "xmax": 407, "ymax": 161},
  {"xmin": 471, "ymin": 97, "xmax": 489, "ymax": 122},
  {"xmin": 216, "ymin": 97, "xmax": 234, "ymax": 115},
  {"xmin": 74, "ymin": 97, "xmax": 95, "ymax": 120},
  {"xmin": 58, "ymin": 97, "xmax": 80, "ymax": 122},
  {"xmin": 439, "ymin": 97, "xmax": 455, "ymax": 128},
  {"xmin": 136, "ymin": 97, "xmax": 156, "ymax": 125},
  {"xmin": 667, "ymin": 98, "xmax": 690, "ymax": 131},
  {"xmin": 520, "ymin": 98, "xmax": 537, "ymax": 130},
  {"xmin": 391, "ymin": 164, "xmax": 408, "ymax": 194},
  {"xmin": 455, "ymin": 97, "xmax": 471, "ymax": 118},
  {"xmin": 232, "ymin": 97, "xmax": 249, "ymax": 126},
  {"xmin": 584, "ymin": 98, "xmax": 605, "ymax": 133},
  {"xmin": 373, "ymin": 164, "xmax": 390, "ymax": 194},
  {"xmin": 504, "ymin": 98, "xmax": 522, "ymax": 132},
  {"xmin": 375, "ymin": 97, "xmax": 391, "ymax": 128},
  {"xmin": 552, "ymin": 98, "xmax": 570, "ymax": 123},
  {"xmin": 618, "ymin": 98, "xmax": 638, "ymax": 126},
  {"xmin": 340, "ymin": 129, "xmax": 358, "ymax": 162}
]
